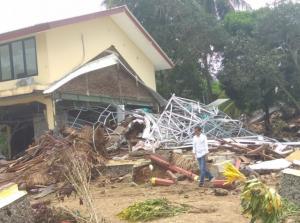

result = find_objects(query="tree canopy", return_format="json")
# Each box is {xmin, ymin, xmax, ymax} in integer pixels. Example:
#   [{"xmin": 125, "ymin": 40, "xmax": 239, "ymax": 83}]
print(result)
[
  {"xmin": 220, "ymin": 2, "xmax": 300, "ymax": 132},
  {"xmin": 104, "ymin": 0, "xmax": 300, "ymax": 132},
  {"xmin": 104, "ymin": 0, "xmax": 228, "ymax": 102}
]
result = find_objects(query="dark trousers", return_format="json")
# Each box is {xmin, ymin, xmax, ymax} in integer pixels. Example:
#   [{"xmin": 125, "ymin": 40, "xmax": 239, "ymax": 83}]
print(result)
[{"xmin": 197, "ymin": 156, "xmax": 213, "ymax": 184}]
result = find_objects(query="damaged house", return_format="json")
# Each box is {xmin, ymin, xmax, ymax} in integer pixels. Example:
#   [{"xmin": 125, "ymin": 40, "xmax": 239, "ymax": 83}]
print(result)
[{"xmin": 0, "ymin": 6, "xmax": 173, "ymax": 158}]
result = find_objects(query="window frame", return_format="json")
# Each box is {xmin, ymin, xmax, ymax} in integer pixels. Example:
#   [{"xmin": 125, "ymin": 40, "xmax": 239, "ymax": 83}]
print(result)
[{"xmin": 0, "ymin": 37, "xmax": 38, "ymax": 82}]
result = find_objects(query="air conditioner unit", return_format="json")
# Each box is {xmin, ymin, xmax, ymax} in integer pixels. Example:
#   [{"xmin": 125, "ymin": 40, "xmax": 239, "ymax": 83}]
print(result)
[{"xmin": 16, "ymin": 77, "xmax": 35, "ymax": 87}]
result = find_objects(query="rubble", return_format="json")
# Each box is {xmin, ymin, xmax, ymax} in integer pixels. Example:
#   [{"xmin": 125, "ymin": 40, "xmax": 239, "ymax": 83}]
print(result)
[
  {"xmin": 150, "ymin": 154, "xmax": 199, "ymax": 181},
  {"xmin": 141, "ymin": 95, "xmax": 255, "ymax": 148},
  {"xmin": 249, "ymin": 159, "xmax": 292, "ymax": 173},
  {"xmin": 285, "ymin": 150, "xmax": 300, "ymax": 162},
  {"xmin": 1, "ymin": 94, "xmax": 300, "ymax": 223},
  {"xmin": 0, "ymin": 126, "xmax": 106, "ymax": 189},
  {"xmin": 52, "ymin": 96, "xmax": 300, "ymax": 191},
  {"xmin": 214, "ymin": 188, "xmax": 229, "ymax": 196},
  {"xmin": 150, "ymin": 177, "xmax": 175, "ymax": 186},
  {"xmin": 0, "ymin": 183, "xmax": 33, "ymax": 223}
]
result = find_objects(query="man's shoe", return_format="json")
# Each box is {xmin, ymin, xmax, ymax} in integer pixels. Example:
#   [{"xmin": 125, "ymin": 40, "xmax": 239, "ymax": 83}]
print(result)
[{"xmin": 199, "ymin": 182, "xmax": 204, "ymax": 187}]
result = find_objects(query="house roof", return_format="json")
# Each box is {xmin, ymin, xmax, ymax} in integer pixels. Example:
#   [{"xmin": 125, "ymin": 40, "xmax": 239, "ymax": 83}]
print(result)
[{"xmin": 0, "ymin": 6, "xmax": 173, "ymax": 70}]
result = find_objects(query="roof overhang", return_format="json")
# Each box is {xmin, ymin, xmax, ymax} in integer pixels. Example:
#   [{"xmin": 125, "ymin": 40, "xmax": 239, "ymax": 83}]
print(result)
[
  {"xmin": 0, "ymin": 6, "xmax": 173, "ymax": 70},
  {"xmin": 43, "ymin": 53, "xmax": 168, "ymax": 107},
  {"xmin": 43, "ymin": 54, "xmax": 119, "ymax": 94},
  {"xmin": 110, "ymin": 8, "xmax": 173, "ymax": 70}
]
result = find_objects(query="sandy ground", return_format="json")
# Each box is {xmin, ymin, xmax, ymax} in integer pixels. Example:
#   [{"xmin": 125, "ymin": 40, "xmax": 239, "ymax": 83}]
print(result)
[{"xmin": 46, "ymin": 181, "xmax": 249, "ymax": 223}]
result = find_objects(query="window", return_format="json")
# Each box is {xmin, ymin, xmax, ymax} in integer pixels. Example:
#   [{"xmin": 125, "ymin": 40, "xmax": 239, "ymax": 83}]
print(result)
[
  {"xmin": 0, "ymin": 37, "xmax": 37, "ymax": 81},
  {"xmin": 12, "ymin": 41, "xmax": 25, "ymax": 78},
  {"xmin": 24, "ymin": 39, "xmax": 37, "ymax": 76},
  {"xmin": 0, "ymin": 45, "xmax": 12, "ymax": 81}
]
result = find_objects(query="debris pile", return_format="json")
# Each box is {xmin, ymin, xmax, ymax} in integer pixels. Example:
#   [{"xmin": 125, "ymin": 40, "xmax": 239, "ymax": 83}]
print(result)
[
  {"xmin": 32, "ymin": 201, "xmax": 79, "ymax": 223},
  {"xmin": 0, "ymin": 126, "xmax": 107, "ymax": 189},
  {"xmin": 2, "ymin": 94, "xmax": 300, "ymax": 220},
  {"xmin": 141, "ymin": 95, "xmax": 254, "ymax": 148}
]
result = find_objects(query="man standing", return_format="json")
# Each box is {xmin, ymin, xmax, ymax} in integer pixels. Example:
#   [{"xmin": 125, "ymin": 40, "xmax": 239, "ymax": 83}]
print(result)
[{"xmin": 193, "ymin": 126, "xmax": 213, "ymax": 187}]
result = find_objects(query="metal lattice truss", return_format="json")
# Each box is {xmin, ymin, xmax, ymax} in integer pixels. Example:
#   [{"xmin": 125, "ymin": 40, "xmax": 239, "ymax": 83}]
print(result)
[
  {"xmin": 143, "ymin": 95, "xmax": 255, "ymax": 147},
  {"xmin": 61, "ymin": 95, "xmax": 278, "ymax": 149}
]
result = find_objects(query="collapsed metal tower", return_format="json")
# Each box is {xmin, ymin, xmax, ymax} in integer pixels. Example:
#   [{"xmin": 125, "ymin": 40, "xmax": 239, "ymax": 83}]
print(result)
[{"xmin": 143, "ymin": 95, "xmax": 254, "ymax": 147}]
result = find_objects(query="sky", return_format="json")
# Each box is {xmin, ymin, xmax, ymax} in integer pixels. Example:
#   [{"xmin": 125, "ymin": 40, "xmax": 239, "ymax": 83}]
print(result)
[
  {"xmin": 0, "ymin": 0, "xmax": 104, "ymax": 33},
  {"xmin": 0, "ymin": 0, "xmax": 299, "ymax": 34}
]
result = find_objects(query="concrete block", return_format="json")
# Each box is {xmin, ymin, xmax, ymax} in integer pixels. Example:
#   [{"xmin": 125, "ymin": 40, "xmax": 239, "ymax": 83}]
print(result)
[
  {"xmin": 0, "ymin": 183, "xmax": 34, "ymax": 223},
  {"xmin": 210, "ymin": 160, "xmax": 232, "ymax": 177},
  {"xmin": 279, "ymin": 168, "xmax": 300, "ymax": 205},
  {"xmin": 98, "ymin": 159, "xmax": 151, "ymax": 178},
  {"xmin": 209, "ymin": 152, "xmax": 236, "ymax": 164}
]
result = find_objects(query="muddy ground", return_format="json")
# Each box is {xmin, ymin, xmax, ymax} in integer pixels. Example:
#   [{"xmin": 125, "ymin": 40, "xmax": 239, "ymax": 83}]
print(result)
[{"xmin": 38, "ymin": 181, "xmax": 249, "ymax": 223}]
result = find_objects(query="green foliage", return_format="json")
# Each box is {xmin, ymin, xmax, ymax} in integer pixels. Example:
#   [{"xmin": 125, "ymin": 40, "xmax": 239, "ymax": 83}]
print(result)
[
  {"xmin": 104, "ymin": 0, "xmax": 228, "ymax": 102},
  {"xmin": 198, "ymin": 0, "xmax": 251, "ymax": 19},
  {"xmin": 211, "ymin": 81, "xmax": 222, "ymax": 97},
  {"xmin": 105, "ymin": 0, "xmax": 300, "ymax": 121},
  {"xmin": 220, "ymin": 3, "xmax": 300, "ymax": 131},
  {"xmin": 220, "ymin": 33, "xmax": 284, "ymax": 112},
  {"xmin": 219, "ymin": 100, "xmax": 242, "ymax": 118},
  {"xmin": 280, "ymin": 199, "xmax": 300, "ymax": 222},
  {"xmin": 241, "ymin": 179, "xmax": 283, "ymax": 223},
  {"xmin": 117, "ymin": 198, "xmax": 187, "ymax": 222},
  {"xmin": 224, "ymin": 11, "xmax": 256, "ymax": 35},
  {"xmin": 256, "ymin": 2, "xmax": 300, "ymax": 105}
]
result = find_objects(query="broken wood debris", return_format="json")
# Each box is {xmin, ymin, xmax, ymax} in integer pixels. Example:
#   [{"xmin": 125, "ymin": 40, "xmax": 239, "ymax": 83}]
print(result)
[
  {"xmin": 1, "ymin": 95, "xmax": 300, "ymax": 195},
  {"xmin": 0, "ymin": 126, "xmax": 107, "ymax": 190}
]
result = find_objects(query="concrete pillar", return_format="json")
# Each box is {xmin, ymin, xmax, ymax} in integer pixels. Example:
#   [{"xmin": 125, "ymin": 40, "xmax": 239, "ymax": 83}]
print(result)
[
  {"xmin": 33, "ymin": 114, "xmax": 48, "ymax": 139},
  {"xmin": 43, "ymin": 98, "xmax": 56, "ymax": 130}
]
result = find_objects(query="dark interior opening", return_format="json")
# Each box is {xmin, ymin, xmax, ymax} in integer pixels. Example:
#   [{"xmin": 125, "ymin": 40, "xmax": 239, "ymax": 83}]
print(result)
[
  {"xmin": 0, "ymin": 102, "xmax": 46, "ymax": 159},
  {"xmin": 10, "ymin": 121, "xmax": 34, "ymax": 158}
]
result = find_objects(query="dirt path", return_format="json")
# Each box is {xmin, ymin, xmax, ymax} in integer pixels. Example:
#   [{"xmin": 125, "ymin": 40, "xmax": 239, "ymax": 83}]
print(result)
[{"xmin": 49, "ymin": 181, "xmax": 248, "ymax": 223}]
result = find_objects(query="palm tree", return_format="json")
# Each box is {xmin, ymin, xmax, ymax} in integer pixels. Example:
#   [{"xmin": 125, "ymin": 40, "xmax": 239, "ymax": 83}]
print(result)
[{"xmin": 195, "ymin": 0, "xmax": 252, "ymax": 19}]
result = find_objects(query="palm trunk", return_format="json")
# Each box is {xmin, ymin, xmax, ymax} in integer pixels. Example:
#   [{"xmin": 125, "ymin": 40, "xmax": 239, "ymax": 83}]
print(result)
[
  {"xmin": 264, "ymin": 103, "xmax": 271, "ymax": 134},
  {"xmin": 203, "ymin": 55, "xmax": 213, "ymax": 102}
]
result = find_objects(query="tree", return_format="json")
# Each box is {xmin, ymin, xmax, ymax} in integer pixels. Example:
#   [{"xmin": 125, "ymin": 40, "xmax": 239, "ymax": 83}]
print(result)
[
  {"xmin": 256, "ymin": 3, "xmax": 300, "ymax": 109},
  {"xmin": 197, "ymin": 0, "xmax": 251, "ymax": 19},
  {"xmin": 220, "ymin": 34, "xmax": 285, "ymax": 132},
  {"xmin": 104, "ymin": 0, "xmax": 227, "ymax": 102}
]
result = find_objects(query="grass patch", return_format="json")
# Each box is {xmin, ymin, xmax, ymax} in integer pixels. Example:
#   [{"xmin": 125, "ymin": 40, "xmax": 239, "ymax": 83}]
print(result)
[
  {"xmin": 117, "ymin": 198, "xmax": 187, "ymax": 222},
  {"xmin": 280, "ymin": 199, "xmax": 300, "ymax": 222}
]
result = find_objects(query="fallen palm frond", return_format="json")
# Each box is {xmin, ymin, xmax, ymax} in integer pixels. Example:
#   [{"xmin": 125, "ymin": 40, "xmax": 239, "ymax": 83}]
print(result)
[
  {"xmin": 117, "ymin": 198, "xmax": 187, "ymax": 222},
  {"xmin": 241, "ymin": 179, "xmax": 282, "ymax": 223},
  {"xmin": 223, "ymin": 163, "xmax": 283, "ymax": 223},
  {"xmin": 223, "ymin": 162, "xmax": 246, "ymax": 184}
]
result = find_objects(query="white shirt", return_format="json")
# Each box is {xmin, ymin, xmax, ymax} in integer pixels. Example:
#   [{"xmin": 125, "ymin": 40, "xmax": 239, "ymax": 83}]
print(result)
[{"xmin": 192, "ymin": 134, "xmax": 209, "ymax": 158}]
